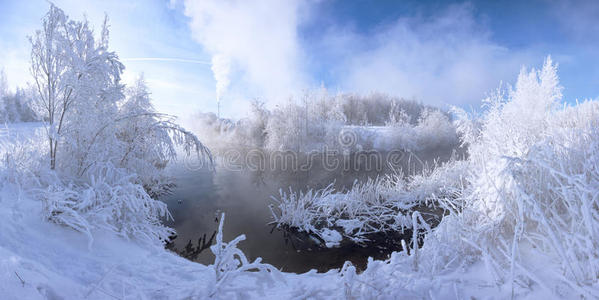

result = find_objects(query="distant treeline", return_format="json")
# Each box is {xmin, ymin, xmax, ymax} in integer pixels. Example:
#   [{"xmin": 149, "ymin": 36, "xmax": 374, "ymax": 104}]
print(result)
[
  {"xmin": 0, "ymin": 70, "xmax": 40, "ymax": 123},
  {"xmin": 192, "ymin": 91, "xmax": 458, "ymax": 153}
]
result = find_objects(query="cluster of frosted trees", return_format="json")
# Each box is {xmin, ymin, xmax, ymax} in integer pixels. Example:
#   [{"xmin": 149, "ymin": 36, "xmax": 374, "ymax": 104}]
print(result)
[
  {"xmin": 0, "ymin": 71, "xmax": 38, "ymax": 122},
  {"xmin": 193, "ymin": 90, "xmax": 458, "ymax": 153},
  {"xmin": 8, "ymin": 4, "xmax": 210, "ymax": 245}
]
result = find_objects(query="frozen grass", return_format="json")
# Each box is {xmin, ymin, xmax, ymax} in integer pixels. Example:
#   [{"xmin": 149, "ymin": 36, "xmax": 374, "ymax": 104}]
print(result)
[
  {"xmin": 270, "ymin": 158, "xmax": 468, "ymax": 245},
  {"xmin": 205, "ymin": 213, "xmax": 283, "ymax": 298}
]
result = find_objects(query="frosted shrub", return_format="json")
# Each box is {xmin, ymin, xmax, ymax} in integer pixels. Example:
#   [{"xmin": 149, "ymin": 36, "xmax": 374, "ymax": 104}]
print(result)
[
  {"xmin": 414, "ymin": 109, "xmax": 459, "ymax": 150},
  {"xmin": 382, "ymin": 108, "xmax": 459, "ymax": 152},
  {"xmin": 506, "ymin": 124, "xmax": 599, "ymax": 288},
  {"xmin": 341, "ymin": 92, "xmax": 431, "ymax": 126},
  {"xmin": 263, "ymin": 91, "xmax": 345, "ymax": 152},
  {"xmin": 0, "ymin": 136, "xmax": 50, "ymax": 206},
  {"xmin": 41, "ymin": 163, "xmax": 173, "ymax": 246},
  {"xmin": 0, "ymin": 81, "xmax": 40, "ymax": 123},
  {"xmin": 426, "ymin": 57, "xmax": 599, "ymax": 297},
  {"xmin": 203, "ymin": 213, "xmax": 281, "ymax": 298}
]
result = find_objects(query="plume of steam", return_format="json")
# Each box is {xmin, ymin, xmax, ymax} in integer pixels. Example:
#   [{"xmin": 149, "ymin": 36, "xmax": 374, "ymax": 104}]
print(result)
[{"xmin": 211, "ymin": 54, "xmax": 231, "ymax": 104}]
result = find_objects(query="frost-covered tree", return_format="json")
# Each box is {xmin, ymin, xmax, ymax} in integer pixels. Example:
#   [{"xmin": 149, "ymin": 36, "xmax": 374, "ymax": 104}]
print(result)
[
  {"xmin": 0, "ymin": 70, "xmax": 39, "ymax": 123},
  {"xmin": 29, "ymin": 5, "xmax": 123, "ymax": 170},
  {"xmin": 2, "ymin": 93, "xmax": 22, "ymax": 123},
  {"xmin": 14, "ymin": 87, "xmax": 39, "ymax": 122},
  {"xmin": 29, "ymin": 4, "xmax": 211, "ymax": 245},
  {"xmin": 29, "ymin": 5, "xmax": 68, "ymax": 168},
  {"xmin": 434, "ymin": 57, "xmax": 599, "ymax": 297}
]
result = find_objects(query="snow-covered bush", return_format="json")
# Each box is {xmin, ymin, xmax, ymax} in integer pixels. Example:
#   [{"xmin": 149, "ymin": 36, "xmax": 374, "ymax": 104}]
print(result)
[
  {"xmin": 0, "ymin": 127, "xmax": 176, "ymax": 247},
  {"xmin": 41, "ymin": 162, "xmax": 173, "ymax": 246},
  {"xmin": 0, "ymin": 88, "xmax": 38, "ymax": 123},
  {"xmin": 341, "ymin": 92, "xmax": 432, "ymax": 126},
  {"xmin": 378, "ymin": 57, "xmax": 599, "ymax": 298},
  {"xmin": 271, "ymin": 57, "xmax": 599, "ymax": 298},
  {"xmin": 263, "ymin": 90, "xmax": 346, "ymax": 152},
  {"xmin": 379, "ymin": 107, "xmax": 459, "ymax": 152},
  {"xmin": 0, "ymin": 132, "xmax": 49, "ymax": 203},
  {"xmin": 441, "ymin": 57, "xmax": 599, "ymax": 297}
]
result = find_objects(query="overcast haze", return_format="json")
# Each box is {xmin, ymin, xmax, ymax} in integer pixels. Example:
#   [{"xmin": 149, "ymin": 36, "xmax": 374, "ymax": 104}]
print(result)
[{"xmin": 1, "ymin": 0, "xmax": 598, "ymax": 121}]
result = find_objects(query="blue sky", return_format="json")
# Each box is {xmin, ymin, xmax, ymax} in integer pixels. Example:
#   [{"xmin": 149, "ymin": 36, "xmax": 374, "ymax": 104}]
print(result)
[{"xmin": 1, "ymin": 0, "xmax": 598, "ymax": 122}]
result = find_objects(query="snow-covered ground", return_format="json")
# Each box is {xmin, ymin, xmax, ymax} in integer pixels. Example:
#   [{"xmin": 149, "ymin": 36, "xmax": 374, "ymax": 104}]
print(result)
[
  {"xmin": 0, "ymin": 184, "xmax": 550, "ymax": 299},
  {"xmin": 1, "ymin": 60, "xmax": 598, "ymax": 300},
  {"xmin": 0, "ymin": 194, "xmax": 559, "ymax": 299},
  {"xmin": 0, "ymin": 118, "xmax": 574, "ymax": 300}
]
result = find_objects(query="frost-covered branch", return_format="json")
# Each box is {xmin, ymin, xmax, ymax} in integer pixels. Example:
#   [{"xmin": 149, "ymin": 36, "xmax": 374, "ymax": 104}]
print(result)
[{"xmin": 204, "ymin": 213, "xmax": 282, "ymax": 298}]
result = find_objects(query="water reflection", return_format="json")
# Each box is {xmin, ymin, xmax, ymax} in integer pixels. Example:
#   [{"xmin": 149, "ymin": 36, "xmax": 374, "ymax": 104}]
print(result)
[{"xmin": 165, "ymin": 231, "xmax": 216, "ymax": 261}]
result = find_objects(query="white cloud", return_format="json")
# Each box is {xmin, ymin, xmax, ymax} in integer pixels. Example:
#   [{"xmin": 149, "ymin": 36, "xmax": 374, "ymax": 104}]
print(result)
[
  {"xmin": 324, "ymin": 4, "xmax": 537, "ymax": 107},
  {"xmin": 183, "ymin": 0, "xmax": 310, "ymax": 104}
]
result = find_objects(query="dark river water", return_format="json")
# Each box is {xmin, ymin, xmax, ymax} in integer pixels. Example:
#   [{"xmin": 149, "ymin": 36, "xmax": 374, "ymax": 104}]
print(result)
[{"xmin": 161, "ymin": 148, "xmax": 459, "ymax": 273}]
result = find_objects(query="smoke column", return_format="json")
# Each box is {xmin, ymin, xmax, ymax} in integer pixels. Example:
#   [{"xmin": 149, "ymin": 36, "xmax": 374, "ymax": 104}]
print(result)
[{"xmin": 211, "ymin": 54, "xmax": 231, "ymax": 117}]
